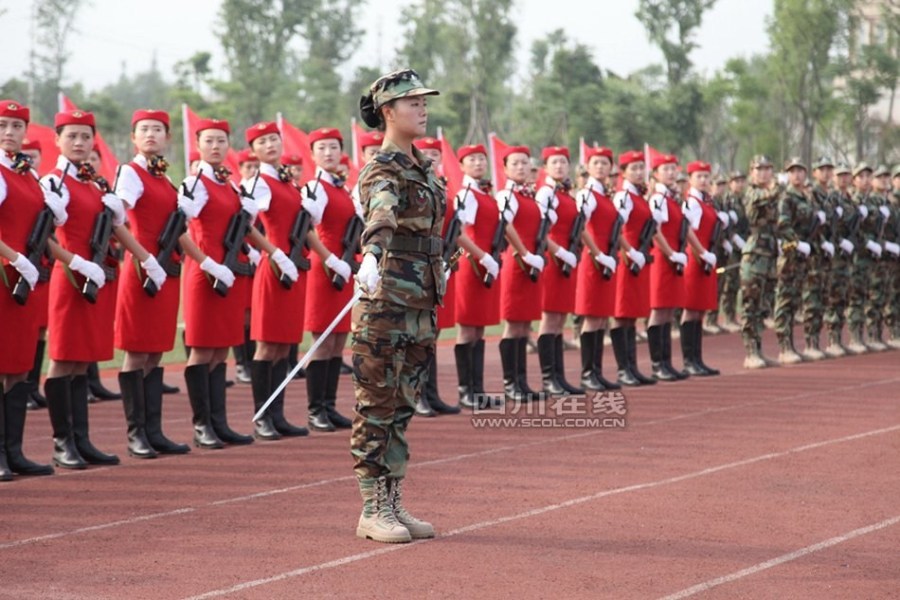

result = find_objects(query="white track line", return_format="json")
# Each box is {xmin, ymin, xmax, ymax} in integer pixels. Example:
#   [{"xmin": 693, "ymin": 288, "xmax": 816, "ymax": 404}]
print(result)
[
  {"xmin": 658, "ymin": 514, "xmax": 900, "ymax": 599},
  {"xmin": 182, "ymin": 422, "xmax": 900, "ymax": 600}
]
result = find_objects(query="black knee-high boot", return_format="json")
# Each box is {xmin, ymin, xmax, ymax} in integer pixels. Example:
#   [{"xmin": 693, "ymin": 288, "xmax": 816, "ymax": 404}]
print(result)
[
  {"xmin": 86, "ymin": 362, "xmax": 121, "ymax": 401},
  {"xmin": 27, "ymin": 339, "xmax": 47, "ymax": 409},
  {"xmin": 648, "ymin": 325, "xmax": 678, "ymax": 382},
  {"xmin": 325, "ymin": 356, "xmax": 353, "ymax": 428},
  {"xmin": 71, "ymin": 374, "xmax": 120, "ymax": 464},
  {"xmin": 209, "ymin": 363, "xmax": 253, "ymax": 444},
  {"xmin": 144, "ymin": 367, "xmax": 190, "ymax": 453},
  {"xmin": 184, "ymin": 364, "xmax": 223, "ymax": 449},
  {"xmin": 250, "ymin": 360, "xmax": 281, "ymax": 440},
  {"xmin": 554, "ymin": 334, "xmax": 584, "ymax": 394},
  {"xmin": 270, "ymin": 359, "xmax": 308, "ymax": 436},
  {"xmin": 454, "ymin": 343, "xmax": 475, "ymax": 408},
  {"xmin": 118, "ymin": 370, "xmax": 157, "ymax": 458},
  {"xmin": 694, "ymin": 320, "xmax": 720, "ymax": 376},
  {"xmin": 472, "ymin": 339, "xmax": 500, "ymax": 408},
  {"xmin": 3, "ymin": 381, "xmax": 53, "ymax": 475},
  {"xmin": 626, "ymin": 327, "xmax": 656, "ymax": 385},
  {"xmin": 499, "ymin": 338, "xmax": 526, "ymax": 403},
  {"xmin": 663, "ymin": 323, "xmax": 688, "ymax": 380},
  {"xmin": 425, "ymin": 350, "xmax": 460, "ymax": 414},
  {"xmin": 515, "ymin": 337, "xmax": 545, "ymax": 401},
  {"xmin": 538, "ymin": 334, "xmax": 565, "ymax": 395},
  {"xmin": 610, "ymin": 327, "xmax": 639, "ymax": 386},
  {"xmin": 593, "ymin": 330, "xmax": 620, "ymax": 390},
  {"xmin": 580, "ymin": 330, "xmax": 605, "ymax": 391},
  {"xmin": 306, "ymin": 359, "xmax": 335, "ymax": 431},
  {"xmin": 45, "ymin": 376, "xmax": 85, "ymax": 469}
]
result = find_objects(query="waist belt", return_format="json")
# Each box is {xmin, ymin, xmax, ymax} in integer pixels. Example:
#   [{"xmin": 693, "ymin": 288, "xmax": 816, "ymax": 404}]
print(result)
[{"xmin": 387, "ymin": 235, "xmax": 442, "ymax": 256}]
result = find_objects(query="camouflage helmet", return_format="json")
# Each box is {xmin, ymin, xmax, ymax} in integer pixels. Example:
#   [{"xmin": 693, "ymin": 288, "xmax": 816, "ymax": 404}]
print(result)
[
  {"xmin": 784, "ymin": 156, "xmax": 807, "ymax": 172},
  {"xmin": 852, "ymin": 162, "xmax": 873, "ymax": 177},
  {"xmin": 812, "ymin": 156, "xmax": 834, "ymax": 170},
  {"xmin": 359, "ymin": 69, "xmax": 439, "ymax": 128},
  {"xmin": 729, "ymin": 170, "xmax": 746, "ymax": 182},
  {"xmin": 834, "ymin": 163, "xmax": 852, "ymax": 176},
  {"xmin": 750, "ymin": 154, "xmax": 773, "ymax": 169},
  {"xmin": 874, "ymin": 164, "xmax": 891, "ymax": 177}
]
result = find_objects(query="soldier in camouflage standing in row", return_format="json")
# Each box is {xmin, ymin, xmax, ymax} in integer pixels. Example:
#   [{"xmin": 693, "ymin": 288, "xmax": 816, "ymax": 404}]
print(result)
[
  {"xmin": 886, "ymin": 166, "xmax": 900, "ymax": 348},
  {"xmin": 870, "ymin": 166, "xmax": 900, "ymax": 348},
  {"xmin": 822, "ymin": 163, "xmax": 858, "ymax": 357},
  {"xmin": 773, "ymin": 157, "xmax": 817, "ymax": 364},
  {"xmin": 704, "ymin": 174, "xmax": 731, "ymax": 334},
  {"xmin": 801, "ymin": 157, "xmax": 837, "ymax": 359},
  {"xmin": 717, "ymin": 171, "xmax": 748, "ymax": 333},
  {"xmin": 740, "ymin": 155, "xmax": 781, "ymax": 369},
  {"xmin": 351, "ymin": 69, "xmax": 444, "ymax": 544},
  {"xmin": 846, "ymin": 163, "xmax": 885, "ymax": 353}
]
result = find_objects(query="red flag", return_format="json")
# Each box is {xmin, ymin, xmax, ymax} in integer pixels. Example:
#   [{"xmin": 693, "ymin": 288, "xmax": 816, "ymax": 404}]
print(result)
[
  {"xmin": 181, "ymin": 104, "xmax": 241, "ymax": 183},
  {"xmin": 437, "ymin": 129, "xmax": 463, "ymax": 201},
  {"xmin": 488, "ymin": 132, "xmax": 510, "ymax": 191},
  {"xmin": 276, "ymin": 114, "xmax": 314, "ymax": 185},
  {"xmin": 24, "ymin": 123, "xmax": 60, "ymax": 177},
  {"xmin": 645, "ymin": 144, "xmax": 664, "ymax": 172},
  {"xmin": 579, "ymin": 137, "xmax": 592, "ymax": 166},
  {"xmin": 351, "ymin": 119, "xmax": 368, "ymax": 169},
  {"xmin": 59, "ymin": 94, "xmax": 118, "ymax": 181}
]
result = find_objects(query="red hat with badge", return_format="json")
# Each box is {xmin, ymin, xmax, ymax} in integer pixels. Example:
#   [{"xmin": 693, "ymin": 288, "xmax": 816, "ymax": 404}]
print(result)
[
  {"xmin": 414, "ymin": 137, "xmax": 441, "ymax": 152},
  {"xmin": 0, "ymin": 100, "xmax": 30, "ymax": 124},
  {"xmin": 22, "ymin": 138, "xmax": 41, "ymax": 152},
  {"xmin": 687, "ymin": 160, "xmax": 711, "ymax": 174},
  {"xmin": 502, "ymin": 145, "xmax": 531, "ymax": 160},
  {"xmin": 651, "ymin": 153, "xmax": 678, "ymax": 170},
  {"xmin": 541, "ymin": 145, "xmax": 570, "ymax": 161},
  {"xmin": 358, "ymin": 130, "xmax": 384, "ymax": 149},
  {"xmin": 308, "ymin": 127, "xmax": 343, "ymax": 148},
  {"xmin": 131, "ymin": 109, "xmax": 170, "ymax": 130},
  {"xmin": 618, "ymin": 150, "xmax": 644, "ymax": 168},
  {"xmin": 458, "ymin": 144, "xmax": 487, "ymax": 161},
  {"xmin": 54, "ymin": 109, "xmax": 95, "ymax": 129},
  {"xmin": 585, "ymin": 146, "xmax": 613, "ymax": 162},
  {"xmin": 236, "ymin": 148, "xmax": 256, "ymax": 165},
  {"xmin": 196, "ymin": 118, "xmax": 230, "ymax": 135},
  {"xmin": 188, "ymin": 150, "xmax": 200, "ymax": 163},
  {"xmin": 245, "ymin": 121, "xmax": 280, "ymax": 145},
  {"xmin": 282, "ymin": 154, "xmax": 303, "ymax": 166}
]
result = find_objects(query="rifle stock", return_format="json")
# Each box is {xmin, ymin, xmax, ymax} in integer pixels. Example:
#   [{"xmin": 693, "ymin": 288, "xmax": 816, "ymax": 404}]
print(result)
[
  {"xmin": 281, "ymin": 208, "xmax": 312, "ymax": 290},
  {"xmin": 143, "ymin": 209, "xmax": 186, "ymax": 297},
  {"xmin": 82, "ymin": 208, "xmax": 116, "ymax": 304},
  {"xmin": 331, "ymin": 214, "xmax": 364, "ymax": 291},
  {"xmin": 602, "ymin": 215, "xmax": 623, "ymax": 280},
  {"xmin": 629, "ymin": 218, "xmax": 656, "ymax": 276}
]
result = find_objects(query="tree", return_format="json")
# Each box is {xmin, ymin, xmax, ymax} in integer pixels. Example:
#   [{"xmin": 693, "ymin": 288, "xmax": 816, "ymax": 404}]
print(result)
[
  {"xmin": 28, "ymin": 0, "xmax": 85, "ymax": 122},
  {"xmin": 635, "ymin": 0, "xmax": 717, "ymax": 86}
]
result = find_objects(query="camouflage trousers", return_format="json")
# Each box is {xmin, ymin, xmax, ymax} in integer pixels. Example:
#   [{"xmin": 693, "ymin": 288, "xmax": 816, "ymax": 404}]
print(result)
[
  {"xmin": 774, "ymin": 255, "xmax": 807, "ymax": 345},
  {"xmin": 719, "ymin": 255, "xmax": 742, "ymax": 321},
  {"xmin": 801, "ymin": 256, "xmax": 827, "ymax": 339},
  {"xmin": 865, "ymin": 260, "xmax": 890, "ymax": 332},
  {"xmin": 886, "ymin": 260, "xmax": 900, "ymax": 335},
  {"xmin": 824, "ymin": 256, "xmax": 851, "ymax": 332},
  {"xmin": 847, "ymin": 256, "xmax": 873, "ymax": 331},
  {"xmin": 350, "ymin": 298, "xmax": 436, "ymax": 480},
  {"xmin": 740, "ymin": 253, "xmax": 776, "ymax": 348}
]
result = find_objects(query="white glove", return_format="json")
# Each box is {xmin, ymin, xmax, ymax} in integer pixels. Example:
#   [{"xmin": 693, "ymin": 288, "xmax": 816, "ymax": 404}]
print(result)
[
  {"xmin": 522, "ymin": 252, "xmax": 545, "ymax": 272},
  {"xmin": 717, "ymin": 211, "xmax": 729, "ymax": 226},
  {"xmin": 839, "ymin": 239, "xmax": 854, "ymax": 255},
  {"xmin": 11, "ymin": 253, "xmax": 38, "ymax": 290},
  {"xmin": 668, "ymin": 251, "xmax": 688, "ymax": 266},
  {"xmin": 820, "ymin": 241, "xmax": 835, "ymax": 257},
  {"xmin": 325, "ymin": 253, "xmax": 352, "ymax": 282},
  {"xmin": 816, "ymin": 210, "xmax": 826, "ymax": 225},
  {"xmin": 240, "ymin": 197, "xmax": 259, "ymax": 221},
  {"xmin": 101, "ymin": 193, "xmax": 126, "ymax": 226},
  {"xmin": 858, "ymin": 204, "xmax": 869, "ymax": 219},
  {"xmin": 879, "ymin": 205, "xmax": 890, "ymax": 219},
  {"xmin": 247, "ymin": 246, "xmax": 261, "ymax": 267},
  {"xmin": 722, "ymin": 239, "xmax": 734, "ymax": 255},
  {"xmin": 884, "ymin": 241, "xmax": 900, "ymax": 256},
  {"xmin": 140, "ymin": 255, "xmax": 167, "ymax": 291},
  {"xmin": 200, "ymin": 256, "xmax": 234, "ymax": 288},
  {"xmin": 177, "ymin": 193, "xmax": 199, "ymax": 220},
  {"xmin": 701, "ymin": 250, "xmax": 717, "ymax": 267},
  {"xmin": 356, "ymin": 252, "xmax": 380, "ymax": 293},
  {"xmin": 554, "ymin": 247, "xmax": 578, "ymax": 268},
  {"xmin": 731, "ymin": 233, "xmax": 746, "ymax": 250},
  {"xmin": 728, "ymin": 210, "xmax": 739, "ymax": 224},
  {"xmin": 865, "ymin": 240, "xmax": 883, "ymax": 257},
  {"xmin": 626, "ymin": 247, "xmax": 646, "ymax": 270},
  {"xmin": 796, "ymin": 241, "xmax": 811, "ymax": 256},
  {"xmin": 595, "ymin": 252, "xmax": 616, "ymax": 273},
  {"xmin": 479, "ymin": 253, "xmax": 499, "ymax": 278},
  {"xmin": 69, "ymin": 254, "xmax": 106, "ymax": 288},
  {"xmin": 43, "ymin": 189, "xmax": 67, "ymax": 225},
  {"xmin": 835, "ymin": 205, "xmax": 843, "ymax": 218},
  {"xmin": 271, "ymin": 248, "xmax": 298, "ymax": 282}
]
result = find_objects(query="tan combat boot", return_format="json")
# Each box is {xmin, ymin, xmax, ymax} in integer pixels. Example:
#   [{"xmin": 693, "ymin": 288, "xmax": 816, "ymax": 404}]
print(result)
[
  {"xmin": 389, "ymin": 478, "xmax": 434, "ymax": 539},
  {"xmin": 845, "ymin": 326, "xmax": 868, "ymax": 355},
  {"xmin": 888, "ymin": 326, "xmax": 900, "ymax": 350},
  {"xmin": 867, "ymin": 326, "xmax": 888, "ymax": 352},
  {"xmin": 823, "ymin": 329, "xmax": 847, "ymax": 358},
  {"xmin": 743, "ymin": 342, "xmax": 768, "ymax": 370},
  {"xmin": 356, "ymin": 477, "xmax": 412, "ymax": 543},
  {"xmin": 802, "ymin": 336, "xmax": 826, "ymax": 361},
  {"xmin": 778, "ymin": 338, "xmax": 804, "ymax": 365}
]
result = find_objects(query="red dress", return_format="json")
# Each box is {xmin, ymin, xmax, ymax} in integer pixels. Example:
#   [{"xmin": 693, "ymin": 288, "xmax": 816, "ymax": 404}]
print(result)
[
  {"xmin": 114, "ymin": 161, "xmax": 181, "ymax": 353},
  {"xmin": 435, "ymin": 195, "xmax": 456, "ymax": 330},
  {"xmin": 251, "ymin": 171, "xmax": 307, "ymax": 343},
  {"xmin": 649, "ymin": 189, "xmax": 686, "ymax": 308},
  {"xmin": 614, "ymin": 187, "xmax": 652, "ymax": 319},
  {"xmin": 0, "ymin": 163, "xmax": 46, "ymax": 373},
  {"xmin": 47, "ymin": 170, "xmax": 116, "ymax": 362},
  {"xmin": 182, "ymin": 174, "xmax": 252, "ymax": 348},
  {"xmin": 500, "ymin": 188, "xmax": 543, "ymax": 322},
  {"xmin": 575, "ymin": 185, "xmax": 618, "ymax": 317},
  {"xmin": 684, "ymin": 194, "xmax": 719, "ymax": 311},
  {"xmin": 455, "ymin": 187, "xmax": 500, "ymax": 327},
  {"xmin": 304, "ymin": 179, "xmax": 355, "ymax": 333},
  {"xmin": 32, "ymin": 253, "xmax": 51, "ymax": 328},
  {"xmin": 541, "ymin": 185, "xmax": 578, "ymax": 314}
]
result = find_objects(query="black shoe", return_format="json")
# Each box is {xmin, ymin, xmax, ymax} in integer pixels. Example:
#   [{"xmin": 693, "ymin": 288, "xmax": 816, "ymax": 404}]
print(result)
[
  {"xmin": 516, "ymin": 337, "xmax": 547, "ymax": 402},
  {"xmin": 184, "ymin": 364, "xmax": 224, "ymax": 449},
  {"xmin": 425, "ymin": 350, "xmax": 460, "ymax": 414},
  {"xmin": 3, "ymin": 381, "xmax": 54, "ymax": 476},
  {"xmin": 269, "ymin": 360, "xmax": 309, "ymax": 436},
  {"xmin": 119, "ymin": 370, "xmax": 158, "ymax": 459},
  {"xmin": 25, "ymin": 339, "xmax": 48, "ymax": 409},
  {"xmin": 415, "ymin": 396, "xmax": 436, "ymax": 417},
  {"xmin": 45, "ymin": 376, "xmax": 86, "ymax": 470},
  {"xmin": 472, "ymin": 339, "xmax": 502, "ymax": 408},
  {"xmin": 144, "ymin": 368, "xmax": 190, "ymax": 454},
  {"xmin": 554, "ymin": 335, "xmax": 585, "ymax": 394},
  {"xmin": 662, "ymin": 323, "xmax": 689, "ymax": 380},
  {"xmin": 234, "ymin": 364, "xmax": 252, "ymax": 384},
  {"xmin": 693, "ymin": 320, "xmax": 720, "ymax": 376},
  {"xmin": 208, "ymin": 363, "xmax": 253, "ymax": 445},
  {"xmin": 454, "ymin": 343, "xmax": 476, "ymax": 408},
  {"xmin": 160, "ymin": 381, "xmax": 180, "ymax": 395},
  {"xmin": 611, "ymin": 327, "xmax": 640, "ymax": 387},
  {"xmin": 340, "ymin": 360, "xmax": 353, "ymax": 375},
  {"xmin": 250, "ymin": 360, "xmax": 282, "ymax": 441},
  {"xmin": 626, "ymin": 327, "xmax": 656, "ymax": 385},
  {"xmin": 592, "ymin": 330, "xmax": 620, "ymax": 390},
  {"xmin": 70, "ymin": 375, "xmax": 120, "ymax": 465},
  {"xmin": 499, "ymin": 338, "xmax": 527, "ymax": 403},
  {"xmin": 86, "ymin": 362, "xmax": 121, "ymax": 400},
  {"xmin": 681, "ymin": 321, "xmax": 714, "ymax": 377},
  {"xmin": 538, "ymin": 334, "xmax": 566, "ymax": 395},
  {"xmin": 648, "ymin": 325, "xmax": 678, "ymax": 382},
  {"xmin": 579, "ymin": 330, "xmax": 606, "ymax": 391},
  {"xmin": 325, "ymin": 357, "xmax": 352, "ymax": 429},
  {"xmin": 306, "ymin": 360, "xmax": 336, "ymax": 431}
]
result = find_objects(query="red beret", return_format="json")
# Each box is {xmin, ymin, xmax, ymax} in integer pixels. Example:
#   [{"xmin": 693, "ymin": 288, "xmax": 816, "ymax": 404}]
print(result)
[
  {"xmin": 585, "ymin": 146, "xmax": 613, "ymax": 162},
  {"xmin": 458, "ymin": 144, "xmax": 487, "ymax": 161},
  {"xmin": 502, "ymin": 145, "xmax": 531, "ymax": 160},
  {"xmin": 687, "ymin": 161, "xmax": 711, "ymax": 174},
  {"xmin": 22, "ymin": 138, "xmax": 41, "ymax": 152},
  {"xmin": 236, "ymin": 148, "xmax": 256, "ymax": 165},
  {"xmin": 196, "ymin": 118, "xmax": 230, "ymax": 135},
  {"xmin": 188, "ymin": 150, "xmax": 200, "ymax": 163},
  {"xmin": 340, "ymin": 153, "xmax": 351, "ymax": 166},
  {"xmin": 245, "ymin": 121, "xmax": 280, "ymax": 145},
  {"xmin": 618, "ymin": 150, "xmax": 644, "ymax": 168},
  {"xmin": 132, "ymin": 109, "xmax": 170, "ymax": 129},
  {"xmin": 282, "ymin": 154, "xmax": 303, "ymax": 166},
  {"xmin": 651, "ymin": 153, "xmax": 678, "ymax": 170},
  {"xmin": 0, "ymin": 100, "xmax": 30, "ymax": 124},
  {"xmin": 413, "ymin": 137, "xmax": 441, "ymax": 152},
  {"xmin": 541, "ymin": 146, "xmax": 570, "ymax": 161},
  {"xmin": 55, "ymin": 110, "xmax": 95, "ymax": 129},
  {"xmin": 358, "ymin": 130, "xmax": 384, "ymax": 148},
  {"xmin": 308, "ymin": 127, "xmax": 343, "ymax": 147}
]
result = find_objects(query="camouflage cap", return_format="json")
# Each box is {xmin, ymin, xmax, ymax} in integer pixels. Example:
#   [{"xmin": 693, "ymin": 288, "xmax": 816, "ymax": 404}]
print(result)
[
  {"xmin": 750, "ymin": 154, "xmax": 773, "ymax": 168},
  {"xmin": 729, "ymin": 170, "xmax": 746, "ymax": 181},
  {"xmin": 834, "ymin": 162, "xmax": 851, "ymax": 176},
  {"xmin": 715, "ymin": 174, "xmax": 728, "ymax": 185},
  {"xmin": 369, "ymin": 69, "xmax": 439, "ymax": 110},
  {"xmin": 812, "ymin": 156, "xmax": 834, "ymax": 170},
  {"xmin": 852, "ymin": 162, "xmax": 873, "ymax": 177},
  {"xmin": 676, "ymin": 171, "xmax": 688, "ymax": 183},
  {"xmin": 892, "ymin": 165, "xmax": 900, "ymax": 179},
  {"xmin": 874, "ymin": 163, "xmax": 891, "ymax": 177},
  {"xmin": 784, "ymin": 156, "xmax": 807, "ymax": 172}
]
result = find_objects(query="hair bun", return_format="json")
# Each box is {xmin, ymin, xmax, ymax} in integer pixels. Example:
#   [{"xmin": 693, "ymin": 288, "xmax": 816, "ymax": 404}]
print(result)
[{"xmin": 359, "ymin": 93, "xmax": 380, "ymax": 128}]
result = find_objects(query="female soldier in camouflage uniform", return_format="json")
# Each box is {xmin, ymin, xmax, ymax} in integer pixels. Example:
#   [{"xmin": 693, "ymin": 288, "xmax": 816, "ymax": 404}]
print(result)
[{"xmin": 351, "ymin": 69, "xmax": 444, "ymax": 544}]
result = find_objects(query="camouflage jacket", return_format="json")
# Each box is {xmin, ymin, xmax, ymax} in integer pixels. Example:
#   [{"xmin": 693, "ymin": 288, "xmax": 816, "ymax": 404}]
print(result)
[
  {"xmin": 830, "ymin": 188, "xmax": 857, "ymax": 244},
  {"xmin": 852, "ymin": 190, "xmax": 884, "ymax": 245},
  {"xmin": 742, "ymin": 182, "xmax": 782, "ymax": 257},
  {"xmin": 777, "ymin": 184, "xmax": 817, "ymax": 247},
  {"xmin": 724, "ymin": 191, "xmax": 748, "ymax": 236},
  {"xmin": 357, "ymin": 139, "xmax": 446, "ymax": 309}
]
